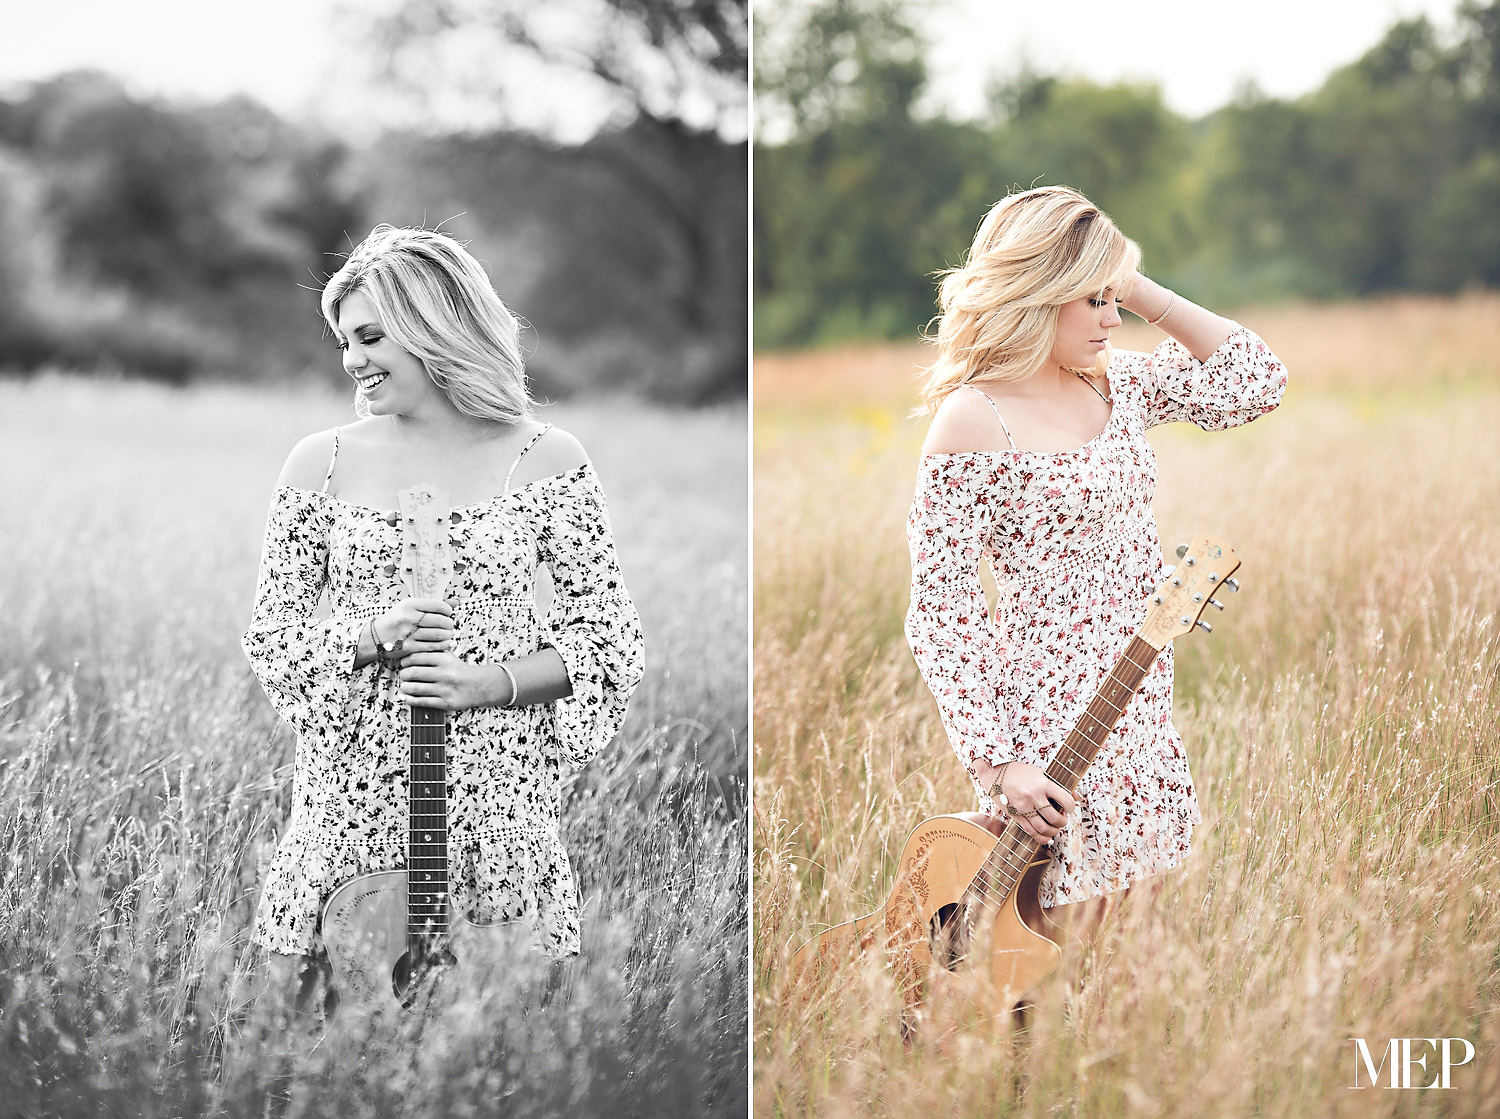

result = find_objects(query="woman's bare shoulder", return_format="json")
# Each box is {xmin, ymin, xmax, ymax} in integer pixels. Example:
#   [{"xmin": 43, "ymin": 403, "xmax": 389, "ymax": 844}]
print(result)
[
  {"xmin": 922, "ymin": 384, "xmax": 1014, "ymax": 455},
  {"xmin": 512, "ymin": 423, "xmax": 589, "ymax": 486},
  {"xmin": 275, "ymin": 428, "xmax": 340, "ymax": 490}
]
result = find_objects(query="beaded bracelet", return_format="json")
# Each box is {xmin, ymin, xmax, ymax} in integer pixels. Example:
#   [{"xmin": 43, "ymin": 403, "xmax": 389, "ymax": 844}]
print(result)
[
  {"xmin": 370, "ymin": 617, "xmax": 404, "ymax": 668},
  {"xmin": 985, "ymin": 760, "xmax": 1013, "ymax": 808}
]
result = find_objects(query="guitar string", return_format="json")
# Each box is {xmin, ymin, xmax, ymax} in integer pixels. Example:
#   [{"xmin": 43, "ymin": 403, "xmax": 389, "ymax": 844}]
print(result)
[
  {"xmin": 409, "ymin": 709, "xmax": 451, "ymax": 934},
  {"xmin": 956, "ymin": 636, "xmax": 1157, "ymax": 912}
]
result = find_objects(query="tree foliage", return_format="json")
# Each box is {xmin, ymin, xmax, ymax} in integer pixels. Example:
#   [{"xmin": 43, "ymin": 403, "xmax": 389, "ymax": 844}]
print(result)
[
  {"xmin": 363, "ymin": 0, "xmax": 747, "ymax": 138},
  {"xmin": 754, "ymin": 0, "xmax": 1500, "ymax": 348},
  {"xmin": 0, "ymin": 72, "xmax": 363, "ymax": 382}
]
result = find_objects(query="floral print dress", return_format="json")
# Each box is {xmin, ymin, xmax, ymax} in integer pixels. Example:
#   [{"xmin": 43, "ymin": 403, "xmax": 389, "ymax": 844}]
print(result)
[
  {"xmin": 905, "ymin": 327, "xmax": 1286, "ymax": 908},
  {"xmin": 243, "ymin": 428, "xmax": 645, "ymax": 957}
]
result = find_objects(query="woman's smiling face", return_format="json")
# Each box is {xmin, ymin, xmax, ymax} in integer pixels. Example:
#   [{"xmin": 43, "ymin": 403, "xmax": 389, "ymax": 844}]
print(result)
[
  {"xmin": 1050, "ymin": 288, "xmax": 1124, "ymax": 371},
  {"xmin": 336, "ymin": 289, "xmax": 434, "ymax": 415}
]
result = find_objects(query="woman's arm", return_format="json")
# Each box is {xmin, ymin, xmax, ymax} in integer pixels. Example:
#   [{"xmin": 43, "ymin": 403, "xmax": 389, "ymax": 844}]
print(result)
[
  {"xmin": 904, "ymin": 457, "xmax": 1015, "ymax": 779},
  {"xmin": 242, "ymin": 488, "xmax": 368, "ymax": 738},
  {"xmin": 532, "ymin": 462, "xmax": 645, "ymax": 769},
  {"xmin": 395, "ymin": 647, "xmax": 571, "ymax": 710},
  {"xmin": 1121, "ymin": 273, "xmax": 1235, "ymax": 363},
  {"xmin": 1115, "ymin": 274, "xmax": 1288, "ymax": 431}
]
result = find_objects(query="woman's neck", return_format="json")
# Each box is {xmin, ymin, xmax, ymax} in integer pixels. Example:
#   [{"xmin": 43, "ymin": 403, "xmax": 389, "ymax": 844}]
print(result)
[{"xmin": 385, "ymin": 397, "xmax": 505, "ymax": 444}]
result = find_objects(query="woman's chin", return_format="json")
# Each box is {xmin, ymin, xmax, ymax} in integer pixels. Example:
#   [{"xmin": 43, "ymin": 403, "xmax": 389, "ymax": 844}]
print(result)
[{"xmin": 356, "ymin": 388, "xmax": 393, "ymax": 416}]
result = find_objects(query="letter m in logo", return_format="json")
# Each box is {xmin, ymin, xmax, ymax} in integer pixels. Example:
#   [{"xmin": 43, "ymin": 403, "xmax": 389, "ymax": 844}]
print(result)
[{"xmin": 1352, "ymin": 1038, "xmax": 1399, "ymax": 1088}]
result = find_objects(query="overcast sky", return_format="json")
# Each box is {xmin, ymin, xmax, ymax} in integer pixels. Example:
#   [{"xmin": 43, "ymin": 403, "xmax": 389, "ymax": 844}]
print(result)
[
  {"xmin": 0, "ymin": 0, "xmax": 1471, "ymax": 133},
  {"xmin": 920, "ymin": 0, "xmax": 1465, "ymax": 120},
  {"xmin": 0, "ymin": 0, "xmax": 628, "ymax": 141}
]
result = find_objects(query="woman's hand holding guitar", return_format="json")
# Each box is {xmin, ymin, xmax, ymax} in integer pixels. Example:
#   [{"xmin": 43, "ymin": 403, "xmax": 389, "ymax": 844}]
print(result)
[
  {"xmin": 397, "ymin": 652, "xmax": 496, "ymax": 712},
  {"xmin": 355, "ymin": 598, "xmax": 454, "ymax": 669},
  {"xmin": 979, "ymin": 759, "xmax": 1075, "ymax": 844}
]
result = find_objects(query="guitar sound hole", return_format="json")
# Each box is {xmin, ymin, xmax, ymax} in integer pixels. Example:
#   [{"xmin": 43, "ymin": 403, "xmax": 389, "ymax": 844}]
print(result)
[
  {"xmin": 930, "ymin": 903, "xmax": 970, "ymax": 970},
  {"xmin": 392, "ymin": 943, "xmax": 458, "ymax": 1008}
]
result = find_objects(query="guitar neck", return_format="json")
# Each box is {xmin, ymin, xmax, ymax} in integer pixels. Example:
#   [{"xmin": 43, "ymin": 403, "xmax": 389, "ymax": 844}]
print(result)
[
  {"xmin": 409, "ymin": 704, "xmax": 450, "ymax": 944},
  {"xmin": 1043, "ymin": 634, "xmax": 1158, "ymax": 797},
  {"xmin": 975, "ymin": 633, "xmax": 1164, "ymax": 902}
]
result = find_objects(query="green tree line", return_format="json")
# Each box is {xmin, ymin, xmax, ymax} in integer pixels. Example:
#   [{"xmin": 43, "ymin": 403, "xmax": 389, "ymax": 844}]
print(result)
[{"xmin": 753, "ymin": 0, "xmax": 1500, "ymax": 349}]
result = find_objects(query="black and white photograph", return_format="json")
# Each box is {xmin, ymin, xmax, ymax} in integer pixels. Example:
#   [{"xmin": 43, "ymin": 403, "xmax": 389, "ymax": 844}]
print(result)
[{"xmin": 0, "ymin": 2, "xmax": 748, "ymax": 1115}]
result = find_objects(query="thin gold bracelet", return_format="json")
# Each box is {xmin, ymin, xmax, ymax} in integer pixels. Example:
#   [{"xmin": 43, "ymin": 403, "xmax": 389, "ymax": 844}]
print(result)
[{"xmin": 1147, "ymin": 291, "xmax": 1176, "ymax": 326}]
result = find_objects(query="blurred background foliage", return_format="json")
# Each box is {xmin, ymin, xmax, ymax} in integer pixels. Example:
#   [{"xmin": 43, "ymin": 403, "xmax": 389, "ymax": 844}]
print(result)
[
  {"xmin": 0, "ymin": 0, "xmax": 747, "ymax": 403},
  {"xmin": 753, "ymin": 0, "xmax": 1500, "ymax": 349}
]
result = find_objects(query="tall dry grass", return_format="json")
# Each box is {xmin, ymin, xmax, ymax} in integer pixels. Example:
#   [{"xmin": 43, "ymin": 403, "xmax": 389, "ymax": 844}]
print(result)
[
  {"xmin": 754, "ymin": 298, "xmax": 1500, "ymax": 1117},
  {"xmin": 0, "ymin": 376, "xmax": 748, "ymax": 1117}
]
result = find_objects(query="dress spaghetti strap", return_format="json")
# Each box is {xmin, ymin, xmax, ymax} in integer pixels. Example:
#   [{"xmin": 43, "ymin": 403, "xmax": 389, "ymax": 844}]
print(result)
[
  {"xmin": 322, "ymin": 428, "xmax": 341, "ymax": 492},
  {"xmin": 503, "ymin": 423, "xmax": 555, "ymax": 493},
  {"xmin": 966, "ymin": 386, "xmax": 1015, "ymax": 450}
]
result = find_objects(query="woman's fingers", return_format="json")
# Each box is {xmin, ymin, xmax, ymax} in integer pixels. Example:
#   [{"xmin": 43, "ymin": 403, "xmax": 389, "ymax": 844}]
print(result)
[{"xmin": 1035, "ymin": 799, "xmax": 1066, "ymax": 829}]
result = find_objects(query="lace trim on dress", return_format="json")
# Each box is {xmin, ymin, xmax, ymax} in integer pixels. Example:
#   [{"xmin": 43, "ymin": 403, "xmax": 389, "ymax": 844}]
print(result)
[
  {"xmin": 1004, "ymin": 506, "xmax": 1152, "ymax": 591},
  {"xmin": 303, "ymin": 817, "xmax": 554, "ymax": 849}
]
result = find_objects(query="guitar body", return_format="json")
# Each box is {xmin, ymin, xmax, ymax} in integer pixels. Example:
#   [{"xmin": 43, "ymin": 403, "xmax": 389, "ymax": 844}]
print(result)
[
  {"xmin": 322, "ymin": 872, "xmax": 532, "ymax": 1015},
  {"xmin": 789, "ymin": 814, "xmax": 1068, "ymax": 1012}
]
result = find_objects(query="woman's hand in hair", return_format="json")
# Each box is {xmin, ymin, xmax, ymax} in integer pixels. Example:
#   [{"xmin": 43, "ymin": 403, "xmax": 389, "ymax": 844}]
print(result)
[{"xmin": 1121, "ymin": 273, "xmax": 1235, "ymax": 362}]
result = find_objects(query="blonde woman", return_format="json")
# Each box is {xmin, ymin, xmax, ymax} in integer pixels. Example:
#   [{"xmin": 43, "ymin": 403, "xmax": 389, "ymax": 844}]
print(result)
[
  {"xmin": 243, "ymin": 225, "xmax": 645, "ymax": 1013},
  {"xmin": 906, "ymin": 186, "xmax": 1285, "ymax": 932}
]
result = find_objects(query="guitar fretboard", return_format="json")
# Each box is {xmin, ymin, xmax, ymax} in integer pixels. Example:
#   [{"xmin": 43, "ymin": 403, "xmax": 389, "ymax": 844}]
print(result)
[
  {"xmin": 965, "ymin": 634, "xmax": 1161, "ymax": 909},
  {"xmin": 409, "ymin": 704, "xmax": 449, "ymax": 941}
]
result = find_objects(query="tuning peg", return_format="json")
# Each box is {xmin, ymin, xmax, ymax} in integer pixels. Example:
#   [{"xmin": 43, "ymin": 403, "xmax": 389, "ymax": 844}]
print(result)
[
  {"xmin": 1196, "ymin": 620, "xmax": 1213, "ymax": 633},
  {"xmin": 1162, "ymin": 565, "xmax": 1175, "ymax": 579},
  {"xmin": 1208, "ymin": 597, "xmax": 1224, "ymax": 611},
  {"xmin": 1176, "ymin": 543, "xmax": 1189, "ymax": 558},
  {"xmin": 1225, "ymin": 577, "xmax": 1240, "ymax": 593}
]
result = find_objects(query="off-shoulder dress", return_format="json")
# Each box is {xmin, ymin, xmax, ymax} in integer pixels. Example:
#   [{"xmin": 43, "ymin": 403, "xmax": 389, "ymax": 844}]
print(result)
[
  {"xmin": 243, "ymin": 425, "xmax": 645, "ymax": 957},
  {"xmin": 904, "ymin": 327, "xmax": 1286, "ymax": 908}
]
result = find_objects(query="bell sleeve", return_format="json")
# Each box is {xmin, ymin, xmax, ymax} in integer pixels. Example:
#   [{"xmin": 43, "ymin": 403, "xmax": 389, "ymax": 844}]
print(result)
[
  {"xmin": 533, "ymin": 465, "xmax": 645, "ymax": 770},
  {"xmin": 241, "ymin": 487, "xmax": 372, "ymax": 742},
  {"xmin": 1117, "ymin": 323, "xmax": 1287, "ymax": 431},
  {"xmin": 904, "ymin": 455, "xmax": 1016, "ymax": 791}
]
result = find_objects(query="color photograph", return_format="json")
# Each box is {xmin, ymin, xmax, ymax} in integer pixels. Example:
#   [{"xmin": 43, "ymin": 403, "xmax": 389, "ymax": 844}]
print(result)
[{"xmin": 753, "ymin": 1, "xmax": 1499, "ymax": 1114}]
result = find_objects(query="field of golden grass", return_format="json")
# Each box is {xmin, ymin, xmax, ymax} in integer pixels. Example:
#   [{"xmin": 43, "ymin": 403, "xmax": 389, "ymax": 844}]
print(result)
[
  {"xmin": 754, "ymin": 296, "xmax": 1500, "ymax": 1117},
  {"xmin": 0, "ymin": 377, "xmax": 747, "ymax": 1116}
]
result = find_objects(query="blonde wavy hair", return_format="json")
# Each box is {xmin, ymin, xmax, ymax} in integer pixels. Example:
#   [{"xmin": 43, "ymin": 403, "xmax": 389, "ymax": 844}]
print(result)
[
  {"xmin": 322, "ymin": 224, "xmax": 532, "ymax": 424},
  {"xmin": 920, "ymin": 186, "xmax": 1141, "ymax": 414}
]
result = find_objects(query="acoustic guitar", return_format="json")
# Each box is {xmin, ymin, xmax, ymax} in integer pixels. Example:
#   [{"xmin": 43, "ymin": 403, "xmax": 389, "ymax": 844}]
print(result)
[
  {"xmin": 787, "ymin": 533, "xmax": 1242, "ymax": 1019},
  {"xmin": 321, "ymin": 484, "xmax": 528, "ymax": 1015}
]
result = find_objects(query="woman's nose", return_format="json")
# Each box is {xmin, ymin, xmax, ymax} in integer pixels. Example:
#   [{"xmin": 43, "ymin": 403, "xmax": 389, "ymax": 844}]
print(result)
[
  {"xmin": 343, "ymin": 344, "xmax": 365, "ymax": 374},
  {"xmin": 1102, "ymin": 302, "xmax": 1123, "ymax": 328}
]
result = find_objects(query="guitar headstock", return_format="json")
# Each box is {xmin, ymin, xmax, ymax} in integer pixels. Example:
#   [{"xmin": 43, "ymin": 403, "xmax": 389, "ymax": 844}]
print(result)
[
  {"xmin": 1138, "ymin": 533, "xmax": 1241, "ymax": 649},
  {"xmin": 396, "ymin": 485, "xmax": 453, "ymax": 600}
]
